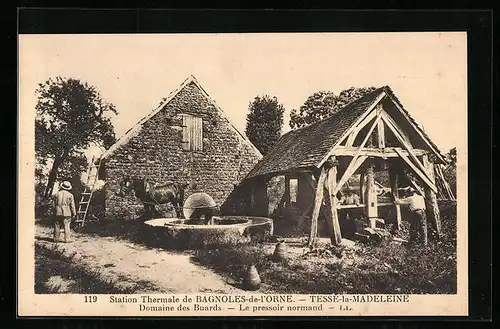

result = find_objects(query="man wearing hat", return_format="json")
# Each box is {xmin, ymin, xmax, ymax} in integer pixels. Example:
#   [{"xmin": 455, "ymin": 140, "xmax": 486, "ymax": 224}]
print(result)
[
  {"xmin": 395, "ymin": 187, "xmax": 427, "ymax": 246},
  {"xmin": 52, "ymin": 181, "xmax": 77, "ymax": 243}
]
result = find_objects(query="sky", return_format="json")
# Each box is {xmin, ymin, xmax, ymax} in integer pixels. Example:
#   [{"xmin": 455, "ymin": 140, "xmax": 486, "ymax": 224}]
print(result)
[{"xmin": 19, "ymin": 32, "xmax": 467, "ymax": 158}]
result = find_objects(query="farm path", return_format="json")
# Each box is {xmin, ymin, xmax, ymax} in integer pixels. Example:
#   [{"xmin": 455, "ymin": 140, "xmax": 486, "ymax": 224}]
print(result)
[{"xmin": 35, "ymin": 225, "xmax": 243, "ymax": 294}]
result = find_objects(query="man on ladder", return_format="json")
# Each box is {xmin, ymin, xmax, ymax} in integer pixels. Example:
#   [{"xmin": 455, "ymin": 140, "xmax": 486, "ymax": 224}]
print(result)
[{"xmin": 75, "ymin": 155, "xmax": 101, "ymax": 227}]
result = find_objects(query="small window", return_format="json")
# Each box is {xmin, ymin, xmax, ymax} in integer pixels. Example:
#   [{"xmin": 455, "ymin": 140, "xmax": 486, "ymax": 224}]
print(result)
[{"xmin": 182, "ymin": 114, "xmax": 203, "ymax": 151}]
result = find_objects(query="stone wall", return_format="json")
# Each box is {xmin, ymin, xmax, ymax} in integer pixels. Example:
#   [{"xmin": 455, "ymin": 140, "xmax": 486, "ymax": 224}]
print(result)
[{"xmin": 102, "ymin": 82, "xmax": 262, "ymax": 220}]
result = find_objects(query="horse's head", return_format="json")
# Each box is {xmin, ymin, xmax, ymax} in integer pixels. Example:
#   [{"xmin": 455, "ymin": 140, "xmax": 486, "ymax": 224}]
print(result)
[
  {"xmin": 181, "ymin": 181, "xmax": 191, "ymax": 191},
  {"xmin": 173, "ymin": 181, "xmax": 191, "ymax": 206},
  {"xmin": 118, "ymin": 175, "xmax": 151, "ymax": 199},
  {"xmin": 117, "ymin": 175, "xmax": 133, "ymax": 197}
]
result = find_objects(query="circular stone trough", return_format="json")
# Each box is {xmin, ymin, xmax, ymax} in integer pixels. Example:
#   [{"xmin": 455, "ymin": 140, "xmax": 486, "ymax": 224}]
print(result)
[{"xmin": 143, "ymin": 216, "xmax": 274, "ymax": 250}]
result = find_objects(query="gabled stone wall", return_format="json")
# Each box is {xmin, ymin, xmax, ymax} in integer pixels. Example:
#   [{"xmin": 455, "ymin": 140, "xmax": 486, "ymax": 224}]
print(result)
[{"xmin": 103, "ymin": 82, "xmax": 261, "ymax": 220}]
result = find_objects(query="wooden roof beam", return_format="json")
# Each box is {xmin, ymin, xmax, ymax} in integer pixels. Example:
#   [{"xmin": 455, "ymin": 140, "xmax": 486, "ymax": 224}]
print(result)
[
  {"xmin": 435, "ymin": 164, "xmax": 456, "ymax": 200},
  {"xmin": 387, "ymin": 93, "xmax": 446, "ymax": 164},
  {"xmin": 318, "ymin": 91, "xmax": 386, "ymax": 167},
  {"xmin": 344, "ymin": 109, "xmax": 378, "ymax": 147},
  {"xmin": 395, "ymin": 148, "xmax": 438, "ymax": 193},
  {"xmin": 331, "ymin": 114, "xmax": 383, "ymax": 196},
  {"xmin": 332, "ymin": 155, "xmax": 368, "ymax": 197},
  {"xmin": 406, "ymin": 175, "xmax": 425, "ymax": 197},
  {"xmin": 333, "ymin": 147, "xmax": 428, "ymax": 158},
  {"xmin": 381, "ymin": 112, "xmax": 434, "ymax": 184}
]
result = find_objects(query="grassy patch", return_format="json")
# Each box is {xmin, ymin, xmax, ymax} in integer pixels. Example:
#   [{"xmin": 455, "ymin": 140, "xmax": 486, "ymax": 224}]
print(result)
[
  {"xmin": 35, "ymin": 244, "xmax": 157, "ymax": 294},
  {"xmin": 193, "ymin": 203, "xmax": 457, "ymax": 294}
]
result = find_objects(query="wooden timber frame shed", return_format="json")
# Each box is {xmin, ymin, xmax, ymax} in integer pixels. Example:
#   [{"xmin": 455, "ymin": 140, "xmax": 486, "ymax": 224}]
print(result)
[{"xmin": 242, "ymin": 86, "xmax": 455, "ymax": 247}]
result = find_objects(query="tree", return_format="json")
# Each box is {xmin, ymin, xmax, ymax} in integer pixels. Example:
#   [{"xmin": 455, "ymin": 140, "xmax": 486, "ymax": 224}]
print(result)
[
  {"xmin": 445, "ymin": 147, "xmax": 457, "ymax": 166},
  {"xmin": 289, "ymin": 91, "xmax": 337, "ymax": 129},
  {"xmin": 289, "ymin": 86, "xmax": 377, "ymax": 129},
  {"xmin": 442, "ymin": 147, "xmax": 457, "ymax": 197},
  {"xmin": 35, "ymin": 77, "xmax": 117, "ymax": 199},
  {"xmin": 336, "ymin": 86, "xmax": 377, "ymax": 109},
  {"xmin": 245, "ymin": 95, "xmax": 285, "ymax": 155}
]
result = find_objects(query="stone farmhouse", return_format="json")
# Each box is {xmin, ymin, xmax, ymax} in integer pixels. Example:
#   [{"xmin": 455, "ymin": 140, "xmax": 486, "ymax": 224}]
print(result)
[{"xmin": 98, "ymin": 75, "xmax": 262, "ymax": 219}]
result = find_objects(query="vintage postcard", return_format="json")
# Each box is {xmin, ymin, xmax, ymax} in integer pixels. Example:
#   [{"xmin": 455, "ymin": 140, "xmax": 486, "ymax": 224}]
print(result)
[{"xmin": 18, "ymin": 32, "xmax": 467, "ymax": 317}]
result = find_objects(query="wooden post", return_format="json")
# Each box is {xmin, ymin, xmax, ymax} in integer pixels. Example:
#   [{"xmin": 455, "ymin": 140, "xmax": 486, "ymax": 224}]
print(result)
[
  {"xmin": 330, "ymin": 114, "xmax": 381, "ymax": 196},
  {"xmin": 422, "ymin": 155, "xmax": 441, "ymax": 238},
  {"xmin": 436, "ymin": 164, "xmax": 455, "ymax": 200},
  {"xmin": 325, "ymin": 164, "xmax": 342, "ymax": 245},
  {"xmin": 364, "ymin": 162, "xmax": 378, "ymax": 228},
  {"xmin": 249, "ymin": 178, "xmax": 269, "ymax": 217},
  {"xmin": 298, "ymin": 174, "xmax": 315, "ymax": 213},
  {"xmin": 260, "ymin": 178, "xmax": 270, "ymax": 217},
  {"xmin": 308, "ymin": 167, "xmax": 328, "ymax": 247},
  {"xmin": 388, "ymin": 161, "xmax": 402, "ymax": 231},
  {"xmin": 395, "ymin": 148, "xmax": 437, "ymax": 193},
  {"xmin": 300, "ymin": 174, "xmax": 316, "ymax": 217},
  {"xmin": 277, "ymin": 191, "xmax": 286, "ymax": 210},
  {"xmin": 359, "ymin": 172, "xmax": 366, "ymax": 204},
  {"xmin": 377, "ymin": 120, "xmax": 386, "ymax": 148},
  {"xmin": 241, "ymin": 181, "xmax": 253, "ymax": 215},
  {"xmin": 250, "ymin": 185, "xmax": 255, "ymax": 215},
  {"xmin": 332, "ymin": 155, "xmax": 368, "ymax": 196},
  {"xmin": 284, "ymin": 176, "xmax": 291, "ymax": 208},
  {"xmin": 382, "ymin": 113, "xmax": 435, "ymax": 185}
]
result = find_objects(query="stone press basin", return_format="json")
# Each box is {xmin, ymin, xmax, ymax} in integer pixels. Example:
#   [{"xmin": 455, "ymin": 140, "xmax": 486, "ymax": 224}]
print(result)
[{"xmin": 143, "ymin": 216, "xmax": 274, "ymax": 249}]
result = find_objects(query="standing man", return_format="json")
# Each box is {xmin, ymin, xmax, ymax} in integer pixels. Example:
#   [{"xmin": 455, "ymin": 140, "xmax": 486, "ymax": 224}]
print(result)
[
  {"xmin": 395, "ymin": 187, "xmax": 427, "ymax": 246},
  {"xmin": 52, "ymin": 181, "xmax": 76, "ymax": 243}
]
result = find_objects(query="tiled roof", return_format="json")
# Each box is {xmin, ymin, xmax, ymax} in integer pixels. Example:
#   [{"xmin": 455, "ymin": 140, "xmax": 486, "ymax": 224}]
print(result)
[
  {"xmin": 245, "ymin": 87, "xmax": 387, "ymax": 179},
  {"xmin": 245, "ymin": 86, "xmax": 446, "ymax": 180},
  {"xmin": 101, "ymin": 75, "xmax": 262, "ymax": 160}
]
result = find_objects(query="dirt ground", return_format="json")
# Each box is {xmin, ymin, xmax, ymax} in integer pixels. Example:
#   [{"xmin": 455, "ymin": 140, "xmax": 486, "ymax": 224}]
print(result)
[
  {"xmin": 35, "ymin": 224, "xmax": 244, "ymax": 294},
  {"xmin": 34, "ymin": 207, "xmax": 455, "ymax": 295}
]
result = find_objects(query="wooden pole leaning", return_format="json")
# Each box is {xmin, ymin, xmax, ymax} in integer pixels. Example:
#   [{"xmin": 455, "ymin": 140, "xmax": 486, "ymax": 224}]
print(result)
[
  {"xmin": 324, "ymin": 159, "xmax": 342, "ymax": 245},
  {"xmin": 331, "ymin": 114, "xmax": 382, "ymax": 197},
  {"xmin": 308, "ymin": 166, "xmax": 328, "ymax": 248},
  {"xmin": 284, "ymin": 176, "xmax": 291, "ymax": 208},
  {"xmin": 422, "ymin": 155, "xmax": 441, "ymax": 238}
]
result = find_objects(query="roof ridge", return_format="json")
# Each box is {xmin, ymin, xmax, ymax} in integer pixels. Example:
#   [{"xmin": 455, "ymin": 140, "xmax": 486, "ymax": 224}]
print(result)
[
  {"xmin": 245, "ymin": 84, "xmax": 447, "ymax": 180},
  {"xmin": 188, "ymin": 76, "xmax": 263, "ymax": 158},
  {"xmin": 101, "ymin": 76, "xmax": 195, "ymax": 159},
  {"xmin": 245, "ymin": 86, "xmax": 391, "ymax": 179},
  {"xmin": 101, "ymin": 75, "xmax": 262, "ymax": 160},
  {"xmin": 284, "ymin": 86, "xmax": 386, "ymax": 135}
]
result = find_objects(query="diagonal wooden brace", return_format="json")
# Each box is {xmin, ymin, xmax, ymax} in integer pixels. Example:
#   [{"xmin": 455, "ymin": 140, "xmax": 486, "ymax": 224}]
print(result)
[
  {"xmin": 381, "ymin": 112, "xmax": 433, "ymax": 183},
  {"xmin": 331, "ymin": 114, "xmax": 382, "ymax": 197},
  {"xmin": 395, "ymin": 148, "xmax": 437, "ymax": 193}
]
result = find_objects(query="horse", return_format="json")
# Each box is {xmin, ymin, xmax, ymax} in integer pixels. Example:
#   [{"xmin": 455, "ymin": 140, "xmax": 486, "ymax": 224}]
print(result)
[{"xmin": 117, "ymin": 175, "xmax": 189, "ymax": 219}]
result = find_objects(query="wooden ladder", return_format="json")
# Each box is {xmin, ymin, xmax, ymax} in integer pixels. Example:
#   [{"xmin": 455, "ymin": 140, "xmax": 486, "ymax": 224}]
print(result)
[{"xmin": 75, "ymin": 155, "xmax": 101, "ymax": 227}]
